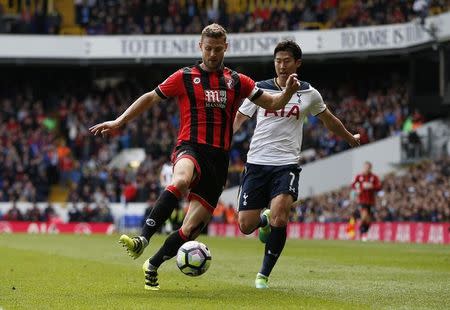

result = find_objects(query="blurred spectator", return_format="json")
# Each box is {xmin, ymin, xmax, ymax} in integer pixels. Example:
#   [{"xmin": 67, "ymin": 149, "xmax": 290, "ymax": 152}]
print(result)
[
  {"xmin": 2, "ymin": 202, "xmax": 24, "ymax": 221},
  {"xmin": 413, "ymin": 0, "xmax": 430, "ymax": 25},
  {"xmin": 225, "ymin": 204, "xmax": 237, "ymax": 224},
  {"xmin": 24, "ymin": 203, "xmax": 42, "ymax": 222},
  {"xmin": 68, "ymin": 203, "xmax": 82, "ymax": 222},
  {"xmin": 212, "ymin": 200, "xmax": 226, "ymax": 223}
]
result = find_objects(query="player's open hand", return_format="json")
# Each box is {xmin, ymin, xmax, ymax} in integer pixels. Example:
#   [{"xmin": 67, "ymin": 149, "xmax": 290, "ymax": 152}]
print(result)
[
  {"xmin": 285, "ymin": 73, "xmax": 300, "ymax": 95},
  {"xmin": 89, "ymin": 120, "xmax": 121, "ymax": 136}
]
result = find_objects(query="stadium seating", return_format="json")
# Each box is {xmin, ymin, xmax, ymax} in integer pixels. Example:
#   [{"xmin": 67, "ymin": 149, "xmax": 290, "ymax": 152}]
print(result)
[
  {"xmin": 294, "ymin": 156, "xmax": 449, "ymax": 223},
  {"xmin": 0, "ymin": 72, "xmax": 423, "ymax": 207},
  {"xmin": 1, "ymin": 0, "xmax": 449, "ymax": 35}
]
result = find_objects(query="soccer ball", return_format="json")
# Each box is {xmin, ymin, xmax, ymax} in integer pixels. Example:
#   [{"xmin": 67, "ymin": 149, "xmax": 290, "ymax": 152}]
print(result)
[{"xmin": 176, "ymin": 241, "xmax": 211, "ymax": 276}]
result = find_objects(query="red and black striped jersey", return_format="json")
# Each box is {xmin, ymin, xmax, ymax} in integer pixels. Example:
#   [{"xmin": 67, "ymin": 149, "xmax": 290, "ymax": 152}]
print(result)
[
  {"xmin": 155, "ymin": 64, "xmax": 263, "ymax": 151},
  {"xmin": 351, "ymin": 172, "xmax": 381, "ymax": 205}
]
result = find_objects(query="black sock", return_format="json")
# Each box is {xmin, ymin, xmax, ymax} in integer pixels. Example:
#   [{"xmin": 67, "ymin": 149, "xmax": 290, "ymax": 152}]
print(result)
[
  {"xmin": 141, "ymin": 189, "xmax": 180, "ymax": 241},
  {"xmin": 360, "ymin": 222, "xmax": 370, "ymax": 234},
  {"xmin": 259, "ymin": 226, "xmax": 287, "ymax": 277},
  {"xmin": 149, "ymin": 230, "xmax": 187, "ymax": 268}
]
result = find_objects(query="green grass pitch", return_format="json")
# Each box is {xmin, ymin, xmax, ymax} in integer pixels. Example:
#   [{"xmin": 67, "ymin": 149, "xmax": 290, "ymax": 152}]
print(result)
[{"xmin": 1, "ymin": 234, "xmax": 449, "ymax": 309}]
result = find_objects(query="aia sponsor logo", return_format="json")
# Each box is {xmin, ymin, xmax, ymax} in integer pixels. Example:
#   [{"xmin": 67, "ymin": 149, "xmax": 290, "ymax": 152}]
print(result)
[
  {"xmin": 204, "ymin": 90, "xmax": 227, "ymax": 108},
  {"xmin": 264, "ymin": 105, "xmax": 300, "ymax": 120},
  {"xmin": 74, "ymin": 223, "xmax": 92, "ymax": 234},
  {"xmin": 0, "ymin": 221, "xmax": 12, "ymax": 233}
]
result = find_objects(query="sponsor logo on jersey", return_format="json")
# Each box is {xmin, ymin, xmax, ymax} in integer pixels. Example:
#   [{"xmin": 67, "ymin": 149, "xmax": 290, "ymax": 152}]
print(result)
[
  {"xmin": 204, "ymin": 90, "xmax": 227, "ymax": 108},
  {"xmin": 264, "ymin": 105, "xmax": 300, "ymax": 120},
  {"xmin": 193, "ymin": 77, "xmax": 201, "ymax": 84}
]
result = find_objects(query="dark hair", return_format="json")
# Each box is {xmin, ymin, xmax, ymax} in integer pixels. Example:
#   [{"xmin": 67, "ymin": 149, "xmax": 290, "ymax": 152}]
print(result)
[
  {"xmin": 201, "ymin": 23, "xmax": 227, "ymax": 41},
  {"xmin": 274, "ymin": 40, "xmax": 302, "ymax": 60}
]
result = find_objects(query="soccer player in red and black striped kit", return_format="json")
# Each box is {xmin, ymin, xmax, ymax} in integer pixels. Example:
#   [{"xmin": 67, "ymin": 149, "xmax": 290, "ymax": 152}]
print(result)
[
  {"xmin": 351, "ymin": 162, "xmax": 381, "ymax": 241},
  {"xmin": 89, "ymin": 23, "xmax": 300, "ymax": 290}
]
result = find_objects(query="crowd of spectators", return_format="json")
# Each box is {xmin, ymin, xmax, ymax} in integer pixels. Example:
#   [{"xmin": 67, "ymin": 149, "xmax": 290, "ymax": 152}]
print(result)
[
  {"xmin": 0, "ymin": 1, "xmax": 61, "ymax": 34},
  {"xmin": 1, "ymin": 0, "xmax": 450, "ymax": 35},
  {"xmin": 1, "ymin": 70, "xmax": 419, "ymax": 207},
  {"xmin": 1, "ymin": 202, "xmax": 59, "ymax": 222},
  {"xmin": 293, "ymin": 156, "xmax": 450, "ymax": 223},
  {"xmin": 0, "ymin": 76, "xmax": 177, "ymax": 206},
  {"xmin": 1, "ymin": 201, "xmax": 114, "ymax": 223},
  {"xmin": 0, "ymin": 71, "xmax": 446, "ymax": 223}
]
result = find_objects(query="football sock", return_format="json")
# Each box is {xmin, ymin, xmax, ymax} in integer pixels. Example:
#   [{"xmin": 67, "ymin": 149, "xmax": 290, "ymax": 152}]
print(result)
[
  {"xmin": 359, "ymin": 222, "xmax": 369, "ymax": 234},
  {"xmin": 141, "ymin": 187, "xmax": 181, "ymax": 241},
  {"xmin": 259, "ymin": 226, "xmax": 287, "ymax": 277},
  {"xmin": 149, "ymin": 229, "xmax": 188, "ymax": 268}
]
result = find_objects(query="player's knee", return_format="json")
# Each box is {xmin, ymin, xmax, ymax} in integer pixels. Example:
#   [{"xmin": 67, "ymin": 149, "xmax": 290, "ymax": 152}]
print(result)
[
  {"xmin": 270, "ymin": 212, "xmax": 289, "ymax": 227},
  {"xmin": 181, "ymin": 222, "xmax": 204, "ymax": 240},
  {"xmin": 171, "ymin": 176, "xmax": 190, "ymax": 194},
  {"xmin": 238, "ymin": 220, "xmax": 257, "ymax": 235}
]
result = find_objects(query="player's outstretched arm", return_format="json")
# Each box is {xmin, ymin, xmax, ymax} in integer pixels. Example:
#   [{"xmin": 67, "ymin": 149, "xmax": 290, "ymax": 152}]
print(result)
[
  {"xmin": 89, "ymin": 91, "xmax": 162, "ymax": 136},
  {"xmin": 233, "ymin": 111, "xmax": 251, "ymax": 134},
  {"xmin": 317, "ymin": 108, "xmax": 360, "ymax": 147},
  {"xmin": 253, "ymin": 73, "xmax": 300, "ymax": 110}
]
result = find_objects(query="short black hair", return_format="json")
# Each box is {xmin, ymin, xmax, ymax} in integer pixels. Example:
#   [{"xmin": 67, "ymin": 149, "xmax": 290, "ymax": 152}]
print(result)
[{"xmin": 274, "ymin": 40, "xmax": 302, "ymax": 60}]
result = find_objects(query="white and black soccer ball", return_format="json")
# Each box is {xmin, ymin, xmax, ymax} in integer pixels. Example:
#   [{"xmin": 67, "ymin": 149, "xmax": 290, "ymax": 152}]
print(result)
[{"xmin": 176, "ymin": 241, "xmax": 211, "ymax": 277}]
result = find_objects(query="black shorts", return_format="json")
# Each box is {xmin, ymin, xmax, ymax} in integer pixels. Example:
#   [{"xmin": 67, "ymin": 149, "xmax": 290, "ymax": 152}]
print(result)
[
  {"xmin": 171, "ymin": 142, "xmax": 229, "ymax": 213},
  {"xmin": 238, "ymin": 163, "xmax": 301, "ymax": 211}
]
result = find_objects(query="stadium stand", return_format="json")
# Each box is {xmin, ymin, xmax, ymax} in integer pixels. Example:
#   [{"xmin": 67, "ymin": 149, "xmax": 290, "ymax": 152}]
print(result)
[
  {"xmin": 0, "ymin": 69, "xmax": 420, "ymax": 206},
  {"xmin": 0, "ymin": 1, "xmax": 448, "ymax": 230},
  {"xmin": 1, "ymin": 0, "xmax": 449, "ymax": 34},
  {"xmin": 294, "ymin": 156, "xmax": 449, "ymax": 223}
]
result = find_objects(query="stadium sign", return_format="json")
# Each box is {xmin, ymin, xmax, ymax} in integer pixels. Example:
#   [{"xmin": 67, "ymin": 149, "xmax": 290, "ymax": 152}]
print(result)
[
  {"xmin": 208, "ymin": 222, "xmax": 450, "ymax": 244},
  {"xmin": 0, "ymin": 221, "xmax": 115, "ymax": 235},
  {"xmin": 0, "ymin": 12, "xmax": 448, "ymax": 61}
]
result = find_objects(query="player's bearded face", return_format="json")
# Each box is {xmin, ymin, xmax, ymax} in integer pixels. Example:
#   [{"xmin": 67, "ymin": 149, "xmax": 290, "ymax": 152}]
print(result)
[
  {"xmin": 200, "ymin": 37, "xmax": 228, "ymax": 71},
  {"xmin": 274, "ymin": 51, "xmax": 301, "ymax": 85}
]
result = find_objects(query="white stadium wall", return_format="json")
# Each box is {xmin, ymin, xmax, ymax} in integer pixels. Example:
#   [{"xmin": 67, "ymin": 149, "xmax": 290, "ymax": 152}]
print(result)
[{"xmin": 0, "ymin": 12, "xmax": 449, "ymax": 61}]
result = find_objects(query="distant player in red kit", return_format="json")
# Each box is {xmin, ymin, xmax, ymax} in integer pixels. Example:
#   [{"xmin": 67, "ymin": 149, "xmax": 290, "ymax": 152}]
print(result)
[
  {"xmin": 90, "ymin": 23, "xmax": 300, "ymax": 290},
  {"xmin": 351, "ymin": 162, "xmax": 381, "ymax": 241}
]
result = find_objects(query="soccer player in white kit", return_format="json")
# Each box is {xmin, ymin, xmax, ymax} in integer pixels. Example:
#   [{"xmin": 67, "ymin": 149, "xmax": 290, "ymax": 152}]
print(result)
[{"xmin": 233, "ymin": 40, "xmax": 360, "ymax": 289}]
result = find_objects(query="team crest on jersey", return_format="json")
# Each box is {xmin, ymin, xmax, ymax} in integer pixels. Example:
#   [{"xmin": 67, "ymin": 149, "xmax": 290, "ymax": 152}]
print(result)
[
  {"xmin": 193, "ymin": 77, "xmax": 201, "ymax": 84},
  {"xmin": 204, "ymin": 90, "xmax": 227, "ymax": 108},
  {"xmin": 226, "ymin": 78, "xmax": 234, "ymax": 89},
  {"xmin": 296, "ymin": 92, "xmax": 302, "ymax": 103}
]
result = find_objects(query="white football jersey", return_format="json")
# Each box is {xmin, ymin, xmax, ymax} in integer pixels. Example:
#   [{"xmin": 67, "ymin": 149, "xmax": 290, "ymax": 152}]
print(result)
[
  {"xmin": 160, "ymin": 162, "xmax": 173, "ymax": 188},
  {"xmin": 238, "ymin": 78, "xmax": 326, "ymax": 166}
]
